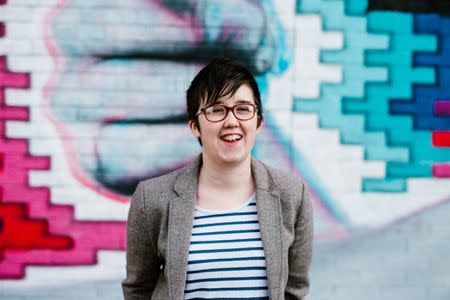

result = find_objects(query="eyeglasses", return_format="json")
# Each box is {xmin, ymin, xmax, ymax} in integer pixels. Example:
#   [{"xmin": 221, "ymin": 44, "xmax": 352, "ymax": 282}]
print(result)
[{"xmin": 196, "ymin": 103, "xmax": 258, "ymax": 122}]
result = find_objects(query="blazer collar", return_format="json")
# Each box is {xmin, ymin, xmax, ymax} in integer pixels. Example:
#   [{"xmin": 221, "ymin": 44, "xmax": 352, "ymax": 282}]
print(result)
[
  {"xmin": 252, "ymin": 158, "xmax": 283, "ymax": 299},
  {"xmin": 169, "ymin": 155, "xmax": 282, "ymax": 299},
  {"xmin": 173, "ymin": 155, "xmax": 202, "ymax": 197},
  {"xmin": 167, "ymin": 156, "xmax": 200, "ymax": 299}
]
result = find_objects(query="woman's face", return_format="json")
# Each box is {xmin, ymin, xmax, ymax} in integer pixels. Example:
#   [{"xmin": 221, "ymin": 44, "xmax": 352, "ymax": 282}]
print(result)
[{"xmin": 189, "ymin": 84, "xmax": 262, "ymax": 167}]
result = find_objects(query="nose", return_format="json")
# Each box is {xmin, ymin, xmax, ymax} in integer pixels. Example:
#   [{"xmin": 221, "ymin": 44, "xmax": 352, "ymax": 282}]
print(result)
[{"xmin": 223, "ymin": 108, "xmax": 240, "ymax": 127}]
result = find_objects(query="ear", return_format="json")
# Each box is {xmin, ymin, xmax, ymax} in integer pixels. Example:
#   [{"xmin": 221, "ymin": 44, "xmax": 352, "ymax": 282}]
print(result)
[
  {"xmin": 189, "ymin": 120, "xmax": 201, "ymax": 138},
  {"xmin": 256, "ymin": 116, "xmax": 264, "ymax": 134}
]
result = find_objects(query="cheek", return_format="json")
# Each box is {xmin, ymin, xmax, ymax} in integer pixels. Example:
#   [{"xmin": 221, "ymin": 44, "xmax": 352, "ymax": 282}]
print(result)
[
  {"xmin": 252, "ymin": 120, "xmax": 261, "ymax": 134},
  {"xmin": 245, "ymin": 126, "xmax": 259, "ymax": 140},
  {"xmin": 198, "ymin": 123, "xmax": 220, "ymax": 142}
]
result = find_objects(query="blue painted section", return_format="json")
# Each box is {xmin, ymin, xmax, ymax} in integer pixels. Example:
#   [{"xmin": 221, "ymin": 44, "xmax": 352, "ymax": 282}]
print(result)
[
  {"xmin": 261, "ymin": 0, "xmax": 291, "ymax": 74},
  {"xmin": 390, "ymin": 15, "xmax": 450, "ymax": 132},
  {"xmin": 295, "ymin": 1, "xmax": 450, "ymax": 192}
]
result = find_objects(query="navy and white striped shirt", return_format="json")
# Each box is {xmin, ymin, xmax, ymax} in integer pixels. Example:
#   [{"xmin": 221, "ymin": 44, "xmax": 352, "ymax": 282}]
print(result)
[{"xmin": 184, "ymin": 195, "xmax": 269, "ymax": 300}]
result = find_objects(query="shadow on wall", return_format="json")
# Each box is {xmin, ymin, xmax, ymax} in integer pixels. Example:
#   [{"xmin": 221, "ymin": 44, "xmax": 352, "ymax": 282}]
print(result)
[{"xmin": 310, "ymin": 198, "xmax": 450, "ymax": 300}]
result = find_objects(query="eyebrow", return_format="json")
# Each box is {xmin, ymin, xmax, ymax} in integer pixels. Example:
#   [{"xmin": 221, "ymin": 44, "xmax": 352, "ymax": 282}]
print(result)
[{"xmin": 214, "ymin": 100, "xmax": 254, "ymax": 105}]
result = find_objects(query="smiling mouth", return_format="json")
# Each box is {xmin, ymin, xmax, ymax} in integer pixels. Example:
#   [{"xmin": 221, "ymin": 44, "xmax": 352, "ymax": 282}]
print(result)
[{"xmin": 221, "ymin": 134, "xmax": 242, "ymax": 142}]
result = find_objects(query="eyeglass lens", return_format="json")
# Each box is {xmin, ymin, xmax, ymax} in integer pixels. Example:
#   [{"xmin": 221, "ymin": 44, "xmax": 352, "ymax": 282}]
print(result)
[{"xmin": 205, "ymin": 104, "xmax": 255, "ymax": 121}]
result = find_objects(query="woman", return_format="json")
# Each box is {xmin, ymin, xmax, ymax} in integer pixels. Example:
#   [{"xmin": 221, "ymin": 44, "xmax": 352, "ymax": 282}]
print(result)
[{"xmin": 122, "ymin": 57, "xmax": 313, "ymax": 299}]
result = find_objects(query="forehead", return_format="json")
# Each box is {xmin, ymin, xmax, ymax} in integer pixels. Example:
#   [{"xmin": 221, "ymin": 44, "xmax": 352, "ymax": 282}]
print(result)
[{"xmin": 214, "ymin": 84, "xmax": 256, "ymax": 104}]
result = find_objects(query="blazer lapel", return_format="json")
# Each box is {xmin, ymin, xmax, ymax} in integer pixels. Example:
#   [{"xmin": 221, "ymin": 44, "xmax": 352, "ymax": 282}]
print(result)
[
  {"xmin": 167, "ymin": 156, "xmax": 201, "ymax": 299},
  {"xmin": 252, "ymin": 159, "xmax": 282, "ymax": 300}
]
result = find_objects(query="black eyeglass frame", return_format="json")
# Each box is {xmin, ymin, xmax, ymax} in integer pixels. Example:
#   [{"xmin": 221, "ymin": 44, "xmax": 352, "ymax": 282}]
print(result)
[{"xmin": 195, "ymin": 103, "xmax": 259, "ymax": 122}]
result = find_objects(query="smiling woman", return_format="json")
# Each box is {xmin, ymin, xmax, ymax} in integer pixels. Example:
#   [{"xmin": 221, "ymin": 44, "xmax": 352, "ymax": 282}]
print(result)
[{"xmin": 122, "ymin": 57, "xmax": 314, "ymax": 300}]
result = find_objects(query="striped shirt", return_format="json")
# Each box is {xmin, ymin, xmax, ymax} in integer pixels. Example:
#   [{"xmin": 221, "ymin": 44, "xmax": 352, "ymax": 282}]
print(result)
[{"xmin": 184, "ymin": 194, "xmax": 269, "ymax": 300}]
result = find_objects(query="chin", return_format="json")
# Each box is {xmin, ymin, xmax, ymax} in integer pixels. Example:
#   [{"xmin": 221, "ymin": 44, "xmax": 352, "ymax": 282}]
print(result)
[{"xmin": 218, "ymin": 152, "xmax": 251, "ymax": 165}]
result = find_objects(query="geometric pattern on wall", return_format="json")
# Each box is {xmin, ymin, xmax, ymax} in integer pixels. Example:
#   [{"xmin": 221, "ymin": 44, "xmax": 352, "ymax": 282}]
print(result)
[
  {"xmin": 0, "ymin": 13, "xmax": 126, "ymax": 279},
  {"xmin": 295, "ymin": 0, "xmax": 450, "ymax": 192}
]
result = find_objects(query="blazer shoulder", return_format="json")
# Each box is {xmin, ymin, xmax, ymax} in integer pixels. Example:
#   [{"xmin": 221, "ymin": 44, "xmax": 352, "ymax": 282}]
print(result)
[
  {"xmin": 263, "ymin": 162, "xmax": 306, "ymax": 191},
  {"xmin": 140, "ymin": 171, "xmax": 177, "ymax": 191},
  {"xmin": 135, "ymin": 166, "xmax": 186, "ymax": 201},
  {"xmin": 258, "ymin": 161, "xmax": 309, "ymax": 212}
]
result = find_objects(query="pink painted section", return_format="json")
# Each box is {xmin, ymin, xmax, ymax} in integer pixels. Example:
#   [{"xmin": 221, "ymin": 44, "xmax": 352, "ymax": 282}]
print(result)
[
  {"xmin": 0, "ymin": 23, "xmax": 5, "ymax": 37},
  {"xmin": 434, "ymin": 100, "xmax": 450, "ymax": 116},
  {"xmin": 0, "ymin": 57, "xmax": 30, "ymax": 103},
  {"xmin": 0, "ymin": 222, "xmax": 126, "ymax": 278},
  {"xmin": 432, "ymin": 163, "xmax": 450, "ymax": 178},
  {"xmin": 0, "ymin": 58, "xmax": 29, "ymax": 88},
  {"xmin": 0, "ymin": 127, "xmax": 127, "ymax": 278},
  {"xmin": 0, "ymin": 106, "xmax": 29, "ymax": 121},
  {"xmin": 0, "ymin": 42, "xmax": 126, "ymax": 279},
  {"xmin": 0, "ymin": 131, "xmax": 127, "ymax": 278}
]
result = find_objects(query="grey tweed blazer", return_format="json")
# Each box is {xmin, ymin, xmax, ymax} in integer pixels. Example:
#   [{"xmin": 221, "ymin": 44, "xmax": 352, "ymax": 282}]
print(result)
[{"xmin": 122, "ymin": 155, "xmax": 313, "ymax": 300}]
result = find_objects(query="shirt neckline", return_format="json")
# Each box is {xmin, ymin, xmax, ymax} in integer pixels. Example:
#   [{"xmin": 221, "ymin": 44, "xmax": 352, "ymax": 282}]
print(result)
[{"xmin": 195, "ymin": 193, "xmax": 256, "ymax": 215}]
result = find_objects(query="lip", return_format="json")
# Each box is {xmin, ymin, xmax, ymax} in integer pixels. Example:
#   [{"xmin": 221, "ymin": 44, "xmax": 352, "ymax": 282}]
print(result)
[
  {"xmin": 94, "ymin": 120, "xmax": 200, "ymax": 187},
  {"xmin": 219, "ymin": 133, "xmax": 243, "ymax": 143}
]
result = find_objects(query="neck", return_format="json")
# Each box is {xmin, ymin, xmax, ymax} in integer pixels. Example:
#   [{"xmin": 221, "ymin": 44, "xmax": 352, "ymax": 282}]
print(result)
[
  {"xmin": 199, "ymin": 155, "xmax": 253, "ymax": 190},
  {"xmin": 196, "ymin": 155, "xmax": 256, "ymax": 210}
]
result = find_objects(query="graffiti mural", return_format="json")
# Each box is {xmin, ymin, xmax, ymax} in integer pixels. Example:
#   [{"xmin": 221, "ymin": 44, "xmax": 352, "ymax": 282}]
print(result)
[{"xmin": 0, "ymin": 0, "xmax": 449, "ymax": 299}]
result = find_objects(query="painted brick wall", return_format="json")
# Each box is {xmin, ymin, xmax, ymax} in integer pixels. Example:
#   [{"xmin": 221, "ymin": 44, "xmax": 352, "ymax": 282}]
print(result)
[{"xmin": 1, "ymin": 0, "xmax": 449, "ymax": 299}]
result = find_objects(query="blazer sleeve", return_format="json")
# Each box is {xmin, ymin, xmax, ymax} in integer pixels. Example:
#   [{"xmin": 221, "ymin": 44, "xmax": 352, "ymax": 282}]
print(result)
[
  {"xmin": 122, "ymin": 182, "xmax": 162, "ymax": 299},
  {"xmin": 285, "ymin": 181, "xmax": 314, "ymax": 300}
]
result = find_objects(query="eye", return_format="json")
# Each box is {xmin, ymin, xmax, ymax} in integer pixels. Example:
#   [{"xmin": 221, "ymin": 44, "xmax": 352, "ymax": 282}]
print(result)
[
  {"xmin": 236, "ymin": 105, "xmax": 253, "ymax": 112},
  {"xmin": 206, "ymin": 106, "xmax": 226, "ymax": 114}
]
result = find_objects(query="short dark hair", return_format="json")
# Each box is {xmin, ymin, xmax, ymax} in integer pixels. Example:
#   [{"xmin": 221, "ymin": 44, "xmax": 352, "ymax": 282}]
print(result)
[{"xmin": 186, "ymin": 57, "xmax": 263, "ymax": 141}]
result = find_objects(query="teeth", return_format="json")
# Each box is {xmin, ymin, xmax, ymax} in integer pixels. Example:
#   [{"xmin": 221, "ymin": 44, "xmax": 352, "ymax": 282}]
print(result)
[{"xmin": 222, "ymin": 135, "xmax": 241, "ymax": 141}]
